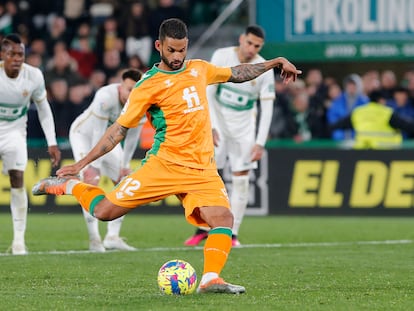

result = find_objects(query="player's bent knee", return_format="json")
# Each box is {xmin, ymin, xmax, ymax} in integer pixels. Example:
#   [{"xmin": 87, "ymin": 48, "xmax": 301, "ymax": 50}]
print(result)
[
  {"xmin": 93, "ymin": 203, "xmax": 130, "ymax": 221},
  {"xmin": 199, "ymin": 206, "xmax": 233, "ymax": 228}
]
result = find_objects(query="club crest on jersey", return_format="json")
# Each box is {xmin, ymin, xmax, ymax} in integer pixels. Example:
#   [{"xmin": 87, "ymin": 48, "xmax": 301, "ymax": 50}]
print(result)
[
  {"xmin": 22, "ymin": 89, "xmax": 29, "ymax": 97},
  {"xmin": 164, "ymin": 79, "xmax": 173, "ymax": 87},
  {"xmin": 190, "ymin": 68, "xmax": 198, "ymax": 77}
]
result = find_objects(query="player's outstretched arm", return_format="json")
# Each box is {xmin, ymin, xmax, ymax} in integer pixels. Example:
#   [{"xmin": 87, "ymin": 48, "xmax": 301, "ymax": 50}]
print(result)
[
  {"xmin": 57, "ymin": 122, "xmax": 128, "ymax": 177},
  {"xmin": 228, "ymin": 57, "xmax": 302, "ymax": 84}
]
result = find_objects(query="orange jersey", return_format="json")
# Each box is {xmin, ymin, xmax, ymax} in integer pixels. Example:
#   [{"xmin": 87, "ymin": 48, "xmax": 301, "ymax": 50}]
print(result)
[{"xmin": 117, "ymin": 59, "xmax": 232, "ymax": 169}]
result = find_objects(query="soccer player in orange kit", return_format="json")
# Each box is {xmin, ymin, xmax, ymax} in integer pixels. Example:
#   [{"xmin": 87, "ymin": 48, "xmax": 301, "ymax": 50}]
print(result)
[{"xmin": 32, "ymin": 18, "xmax": 301, "ymax": 294}]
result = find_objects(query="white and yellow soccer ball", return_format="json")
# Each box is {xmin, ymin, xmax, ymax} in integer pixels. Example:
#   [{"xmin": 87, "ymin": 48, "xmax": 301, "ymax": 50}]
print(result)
[{"xmin": 157, "ymin": 259, "xmax": 197, "ymax": 295}]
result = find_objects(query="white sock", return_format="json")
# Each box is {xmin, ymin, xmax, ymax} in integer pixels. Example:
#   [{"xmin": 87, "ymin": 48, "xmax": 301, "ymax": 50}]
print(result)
[
  {"xmin": 82, "ymin": 208, "xmax": 101, "ymax": 241},
  {"xmin": 10, "ymin": 188, "xmax": 28, "ymax": 244},
  {"xmin": 65, "ymin": 179, "xmax": 81, "ymax": 195},
  {"xmin": 106, "ymin": 216, "xmax": 125, "ymax": 238},
  {"xmin": 230, "ymin": 175, "xmax": 249, "ymax": 236},
  {"xmin": 200, "ymin": 272, "xmax": 219, "ymax": 285}
]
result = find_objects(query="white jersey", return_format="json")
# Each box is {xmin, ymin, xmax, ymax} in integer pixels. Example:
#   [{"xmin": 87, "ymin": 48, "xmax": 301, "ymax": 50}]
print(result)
[
  {"xmin": 208, "ymin": 46, "xmax": 275, "ymax": 142},
  {"xmin": 0, "ymin": 62, "xmax": 48, "ymax": 133},
  {"xmin": 70, "ymin": 83, "xmax": 144, "ymax": 175},
  {"xmin": 71, "ymin": 83, "xmax": 124, "ymax": 136},
  {"xmin": 0, "ymin": 62, "xmax": 57, "ymax": 173},
  {"xmin": 208, "ymin": 47, "xmax": 275, "ymax": 171}
]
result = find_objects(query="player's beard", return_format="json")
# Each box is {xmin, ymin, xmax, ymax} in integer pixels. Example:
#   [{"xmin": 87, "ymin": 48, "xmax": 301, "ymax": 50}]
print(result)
[{"xmin": 161, "ymin": 53, "xmax": 184, "ymax": 71}]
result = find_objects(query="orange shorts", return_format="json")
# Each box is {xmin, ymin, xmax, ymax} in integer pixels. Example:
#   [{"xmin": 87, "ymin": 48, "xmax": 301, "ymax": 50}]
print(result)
[{"xmin": 105, "ymin": 155, "xmax": 230, "ymax": 226}]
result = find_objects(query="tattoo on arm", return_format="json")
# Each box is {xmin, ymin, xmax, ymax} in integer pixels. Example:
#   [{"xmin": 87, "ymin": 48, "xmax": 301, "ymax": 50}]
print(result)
[
  {"xmin": 100, "ymin": 124, "xmax": 128, "ymax": 154},
  {"xmin": 228, "ymin": 63, "xmax": 267, "ymax": 83}
]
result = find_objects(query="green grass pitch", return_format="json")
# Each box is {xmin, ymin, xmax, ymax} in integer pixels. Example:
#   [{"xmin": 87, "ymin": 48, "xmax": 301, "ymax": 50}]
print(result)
[{"xmin": 0, "ymin": 212, "xmax": 413, "ymax": 310}]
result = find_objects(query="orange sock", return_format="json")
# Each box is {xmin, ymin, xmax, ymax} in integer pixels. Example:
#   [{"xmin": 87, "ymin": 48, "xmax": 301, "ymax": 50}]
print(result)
[
  {"xmin": 203, "ymin": 227, "xmax": 232, "ymax": 275},
  {"xmin": 72, "ymin": 183, "xmax": 105, "ymax": 216}
]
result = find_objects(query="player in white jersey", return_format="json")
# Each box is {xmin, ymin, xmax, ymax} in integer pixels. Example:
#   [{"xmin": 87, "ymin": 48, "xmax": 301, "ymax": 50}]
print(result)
[
  {"xmin": 70, "ymin": 68, "xmax": 144, "ymax": 252},
  {"xmin": 0, "ymin": 33, "xmax": 61, "ymax": 255},
  {"xmin": 185, "ymin": 25, "xmax": 275, "ymax": 247}
]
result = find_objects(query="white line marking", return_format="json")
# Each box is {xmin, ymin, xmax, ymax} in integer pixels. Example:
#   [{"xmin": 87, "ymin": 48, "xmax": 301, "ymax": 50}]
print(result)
[{"xmin": 0, "ymin": 239, "xmax": 412, "ymax": 256}]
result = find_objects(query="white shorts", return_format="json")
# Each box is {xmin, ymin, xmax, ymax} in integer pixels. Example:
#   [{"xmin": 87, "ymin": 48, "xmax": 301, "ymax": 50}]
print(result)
[
  {"xmin": 0, "ymin": 129, "xmax": 27, "ymax": 175},
  {"xmin": 215, "ymin": 128, "xmax": 257, "ymax": 172},
  {"xmin": 69, "ymin": 130, "xmax": 122, "ymax": 182}
]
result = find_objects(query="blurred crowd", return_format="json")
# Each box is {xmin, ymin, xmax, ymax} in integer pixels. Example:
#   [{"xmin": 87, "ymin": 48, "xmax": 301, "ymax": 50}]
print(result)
[
  {"xmin": 269, "ymin": 67, "xmax": 414, "ymax": 143},
  {"xmin": 2, "ymin": 0, "xmax": 414, "ymax": 144},
  {"xmin": 0, "ymin": 0, "xmax": 213, "ymax": 138}
]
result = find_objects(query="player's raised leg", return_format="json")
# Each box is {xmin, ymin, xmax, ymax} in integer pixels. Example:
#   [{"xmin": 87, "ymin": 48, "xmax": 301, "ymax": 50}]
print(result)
[{"xmin": 32, "ymin": 176, "xmax": 130, "ymax": 220}]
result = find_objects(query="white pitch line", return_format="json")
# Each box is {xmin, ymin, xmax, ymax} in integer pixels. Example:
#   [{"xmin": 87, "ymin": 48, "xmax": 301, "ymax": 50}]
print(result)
[{"xmin": 0, "ymin": 239, "xmax": 412, "ymax": 256}]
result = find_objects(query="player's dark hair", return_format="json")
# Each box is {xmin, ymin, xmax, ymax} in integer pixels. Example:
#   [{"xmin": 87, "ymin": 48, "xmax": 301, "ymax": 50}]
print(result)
[
  {"xmin": 122, "ymin": 68, "xmax": 142, "ymax": 82},
  {"xmin": 245, "ymin": 25, "xmax": 265, "ymax": 39},
  {"xmin": 1, "ymin": 33, "xmax": 22, "ymax": 51},
  {"xmin": 159, "ymin": 18, "xmax": 188, "ymax": 42}
]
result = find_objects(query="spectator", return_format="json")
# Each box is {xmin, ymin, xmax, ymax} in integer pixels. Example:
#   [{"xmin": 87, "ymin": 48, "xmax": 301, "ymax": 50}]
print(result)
[
  {"xmin": 270, "ymin": 92, "xmax": 326, "ymax": 141},
  {"xmin": 127, "ymin": 54, "xmax": 149, "ymax": 72},
  {"xmin": 4, "ymin": 1, "xmax": 31, "ymax": 35},
  {"xmin": 329, "ymin": 90, "xmax": 414, "ymax": 149},
  {"xmin": 44, "ymin": 41, "xmax": 82, "ymax": 86},
  {"xmin": 48, "ymin": 79, "xmax": 72, "ymax": 137},
  {"xmin": 68, "ymin": 34, "xmax": 98, "ymax": 78},
  {"xmin": 121, "ymin": 1, "xmax": 152, "ymax": 66},
  {"xmin": 269, "ymin": 75, "xmax": 292, "ymax": 139},
  {"xmin": 70, "ymin": 21, "xmax": 96, "ymax": 51},
  {"xmin": 362, "ymin": 70, "xmax": 380, "ymax": 96},
  {"xmin": 305, "ymin": 69, "xmax": 328, "ymax": 136},
  {"xmin": 28, "ymin": 38, "xmax": 49, "ymax": 68},
  {"xmin": 286, "ymin": 78, "xmax": 306, "ymax": 101},
  {"xmin": 0, "ymin": 2, "xmax": 13, "ymax": 34},
  {"xmin": 98, "ymin": 48, "xmax": 126, "ymax": 82},
  {"xmin": 43, "ymin": 15, "xmax": 71, "ymax": 56},
  {"xmin": 25, "ymin": 51, "xmax": 43, "ymax": 69},
  {"xmin": 386, "ymin": 86, "xmax": 414, "ymax": 138},
  {"xmin": 88, "ymin": 69, "xmax": 107, "ymax": 93},
  {"xmin": 379, "ymin": 70, "xmax": 397, "ymax": 100},
  {"xmin": 62, "ymin": 0, "xmax": 91, "ymax": 44},
  {"xmin": 95, "ymin": 16, "xmax": 126, "ymax": 68},
  {"xmin": 67, "ymin": 80, "xmax": 93, "ymax": 123},
  {"xmin": 29, "ymin": 0, "xmax": 63, "ymax": 39},
  {"xmin": 305, "ymin": 68, "xmax": 327, "ymax": 105},
  {"xmin": 324, "ymin": 81, "xmax": 342, "ymax": 110},
  {"xmin": 327, "ymin": 73, "xmax": 369, "ymax": 141}
]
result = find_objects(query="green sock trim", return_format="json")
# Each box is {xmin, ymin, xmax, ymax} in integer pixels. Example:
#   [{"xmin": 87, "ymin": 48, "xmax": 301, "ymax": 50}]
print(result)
[
  {"xmin": 89, "ymin": 195, "xmax": 105, "ymax": 216},
  {"xmin": 209, "ymin": 227, "xmax": 232, "ymax": 237}
]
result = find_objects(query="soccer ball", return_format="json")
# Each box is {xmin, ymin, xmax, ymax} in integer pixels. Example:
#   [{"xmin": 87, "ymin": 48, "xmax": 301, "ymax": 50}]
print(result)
[{"xmin": 157, "ymin": 259, "xmax": 197, "ymax": 295}]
